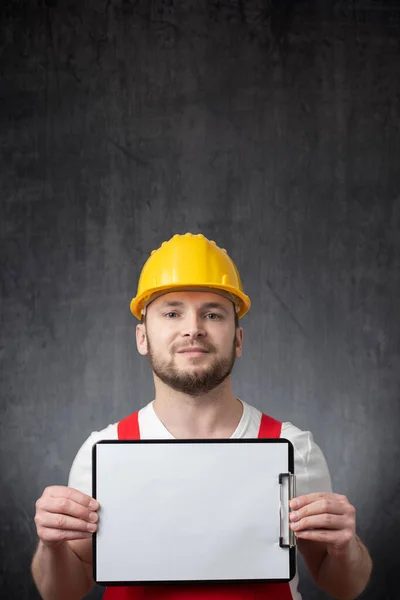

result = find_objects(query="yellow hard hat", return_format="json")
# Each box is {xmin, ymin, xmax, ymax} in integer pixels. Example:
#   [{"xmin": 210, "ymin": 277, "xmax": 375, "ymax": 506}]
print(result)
[{"xmin": 130, "ymin": 233, "xmax": 251, "ymax": 320}]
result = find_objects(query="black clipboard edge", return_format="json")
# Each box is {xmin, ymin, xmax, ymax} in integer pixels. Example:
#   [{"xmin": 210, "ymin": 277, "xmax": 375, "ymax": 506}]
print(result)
[{"xmin": 97, "ymin": 576, "xmax": 295, "ymax": 587}]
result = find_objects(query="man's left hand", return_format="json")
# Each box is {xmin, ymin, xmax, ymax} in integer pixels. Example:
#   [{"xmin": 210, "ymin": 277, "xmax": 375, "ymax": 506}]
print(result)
[{"xmin": 289, "ymin": 492, "xmax": 358, "ymax": 558}]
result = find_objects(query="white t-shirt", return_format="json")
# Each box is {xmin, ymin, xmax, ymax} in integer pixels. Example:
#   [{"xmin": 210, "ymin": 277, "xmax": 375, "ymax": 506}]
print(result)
[{"xmin": 68, "ymin": 399, "xmax": 332, "ymax": 600}]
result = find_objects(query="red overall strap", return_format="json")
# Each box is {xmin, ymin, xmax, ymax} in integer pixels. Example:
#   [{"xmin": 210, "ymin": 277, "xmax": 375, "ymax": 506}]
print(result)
[
  {"xmin": 258, "ymin": 412, "xmax": 283, "ymax": 439},
  {"xmin": 104, "ymin": 410, "xmax": 293, "ymax": 600},
  {"xmin": 117, "ymin": 410, "xmax": 140, "ymax": 439}
]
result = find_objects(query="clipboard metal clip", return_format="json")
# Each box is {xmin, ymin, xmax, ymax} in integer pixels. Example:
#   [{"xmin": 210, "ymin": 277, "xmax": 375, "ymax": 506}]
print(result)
[{"xmin": 278, "ymin": 472, "xmax": 296, "ymax": 549}]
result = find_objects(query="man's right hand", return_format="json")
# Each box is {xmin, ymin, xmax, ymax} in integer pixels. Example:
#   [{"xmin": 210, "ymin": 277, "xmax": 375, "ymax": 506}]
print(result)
[{"xmin": 34, "ymin": 486, "xmax": 99, "ymax": 548}]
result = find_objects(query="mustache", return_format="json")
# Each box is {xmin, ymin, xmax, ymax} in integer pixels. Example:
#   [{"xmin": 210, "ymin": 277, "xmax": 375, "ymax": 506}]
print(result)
[{"xmin": 174, "ymin": 342, "xmax": 215, "ymax": 353}]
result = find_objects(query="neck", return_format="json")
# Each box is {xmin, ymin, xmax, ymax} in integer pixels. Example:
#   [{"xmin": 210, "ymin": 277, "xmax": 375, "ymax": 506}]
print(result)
[{"xmin": 152, "ymin": 377, "xmax": 243, "ymax": 439}]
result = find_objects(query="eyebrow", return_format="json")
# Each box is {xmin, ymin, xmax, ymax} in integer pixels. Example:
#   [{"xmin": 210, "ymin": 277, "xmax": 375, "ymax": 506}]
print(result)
[{"xmin": 157, "ymin": 301, "xmax": 230, "ymax": 314}]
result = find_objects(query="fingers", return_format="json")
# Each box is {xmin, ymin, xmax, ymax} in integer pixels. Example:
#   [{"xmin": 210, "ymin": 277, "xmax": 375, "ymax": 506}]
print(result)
[
  {"xmin": 36, "ymin": 527, "xmax": 94, "ymax": 545},
  {"xmin": 288, "ymin": 493, "xmax": 356, "ymax": 548},
  {"xmin": 290, "ymin": 492, "xmax": 346, "ymax": 511},
  {"xmin": 36, "ymin": 495, "xmax": 98, "ymax": 523},
  {"xmin": 290, "ymin": 512, "xmax": 352, "ymax": 533},
  {"xmin": 34, "ymin": 486, "xmax": 100, "ymax": 547},
  {"xmin": 35, "ymin": 508, "xmax": 98, "ymax": 533},
  {"xmin": 43, "ymin": 486, "xmax": 99, "ymax": 510},
  {"xmin": 292, "ymin": 528, "xmax": 354, "ymax": 546},
  {"xmin": 290, "ymin": 494, "xmax": 354, "ymax": 520}
]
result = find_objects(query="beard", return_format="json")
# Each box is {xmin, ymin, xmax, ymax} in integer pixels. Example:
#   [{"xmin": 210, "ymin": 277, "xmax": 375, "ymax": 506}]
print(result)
[{"xmin": 146, "ymin": 336, "xmax": 237, "ymax": 396}]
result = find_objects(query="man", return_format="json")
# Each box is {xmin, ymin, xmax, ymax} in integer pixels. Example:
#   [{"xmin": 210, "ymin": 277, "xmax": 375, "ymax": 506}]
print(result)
[{"xmin": 32, "ymin": 233, "xmax": 372, "ymax": 600}]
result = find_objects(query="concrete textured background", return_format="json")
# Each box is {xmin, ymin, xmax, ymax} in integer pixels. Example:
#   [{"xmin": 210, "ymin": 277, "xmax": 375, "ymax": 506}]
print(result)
[{"xmin": 1, "ymin": 1, "xmax": 399, "ymax": 598}]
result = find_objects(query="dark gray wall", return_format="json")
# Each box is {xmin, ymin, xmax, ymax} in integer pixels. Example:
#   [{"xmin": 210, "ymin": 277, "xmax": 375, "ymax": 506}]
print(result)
[{"xmin": 1, "ymin": 1, "xmax": 399, "ymax": 598}]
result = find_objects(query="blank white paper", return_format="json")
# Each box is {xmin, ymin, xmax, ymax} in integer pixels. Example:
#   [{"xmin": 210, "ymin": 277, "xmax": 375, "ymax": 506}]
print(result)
[{"xmin": 94, "ymin": 441, "xmax": 292, "ymax": 583}]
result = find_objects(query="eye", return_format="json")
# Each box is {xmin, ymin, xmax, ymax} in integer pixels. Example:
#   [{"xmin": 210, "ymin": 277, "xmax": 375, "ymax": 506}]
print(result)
[
  {"xmin": 205, "ymin": 313, "xmax": 222, "ymax": 320},
  {"xmin": 165, "ymin": 311, "xmax": 178, "ymax": 318}
]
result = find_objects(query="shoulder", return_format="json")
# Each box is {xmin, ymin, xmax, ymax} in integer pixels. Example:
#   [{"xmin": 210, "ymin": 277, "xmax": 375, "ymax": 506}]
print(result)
[
  {"xmin": 68, "ymin": 422, "xmax": 118, "ymax": 496},
  {"xmin": 74, "ymin": 421, "xmax": 119, "ymax": 450},
  {"xmin": 281, "ymin": 421, "xmax": 333, "ymax": 496}
]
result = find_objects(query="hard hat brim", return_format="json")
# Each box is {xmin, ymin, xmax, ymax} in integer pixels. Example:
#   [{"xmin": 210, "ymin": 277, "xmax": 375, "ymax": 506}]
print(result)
[{"xmin": 130, "ymin": 284, "xmax": 251, "ymax": 320}]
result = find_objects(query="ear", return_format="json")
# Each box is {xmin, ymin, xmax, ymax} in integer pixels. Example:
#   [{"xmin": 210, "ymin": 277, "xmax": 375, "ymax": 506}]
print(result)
[
  {"xmin": 136, "ymin": 323, "xmax": 148, "ymax": 355},
  {"xmin": 235, "ymin": 327, "xmax": 243, "ymax": 358}
]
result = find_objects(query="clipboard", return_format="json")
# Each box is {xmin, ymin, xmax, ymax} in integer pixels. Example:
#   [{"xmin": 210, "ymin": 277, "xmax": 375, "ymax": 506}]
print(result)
[{"xmin": 92, "ymin": 439, "xmax": 296, "ymax": 586}]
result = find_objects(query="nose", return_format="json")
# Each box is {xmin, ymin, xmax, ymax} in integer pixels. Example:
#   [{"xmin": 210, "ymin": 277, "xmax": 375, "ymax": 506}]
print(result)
[{"xmin": 181, "ymin": 312, "xmax": 206, "ymax": 339}]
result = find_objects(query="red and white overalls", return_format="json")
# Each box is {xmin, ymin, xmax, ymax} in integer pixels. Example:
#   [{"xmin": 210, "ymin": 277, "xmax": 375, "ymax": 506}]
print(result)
[{"xmin": 103, "ymin": 411, "xmax": 294, "ymax": 600}]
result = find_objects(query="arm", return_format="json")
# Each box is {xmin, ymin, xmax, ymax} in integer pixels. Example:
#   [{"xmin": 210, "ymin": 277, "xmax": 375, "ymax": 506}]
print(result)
[
  {"xmin": 31, "ymin": 486, "xmax": 99, "ymax": 600},
  {"xmin": 316, "ymin": 535, "xmax": 372, "ymax": 599},
  {"xmin": 32, "ymin": 538, "xmax": 94, "ymax": 600},
  {"xmin": 290, "ymin": 493, "xmax": 372, "ymax": 600}
]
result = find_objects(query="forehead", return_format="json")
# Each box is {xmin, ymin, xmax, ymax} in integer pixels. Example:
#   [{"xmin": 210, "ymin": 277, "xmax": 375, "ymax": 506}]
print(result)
[{"xmin": 149, "ymin": 291, "xmax": 234, "ymax": 312}]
